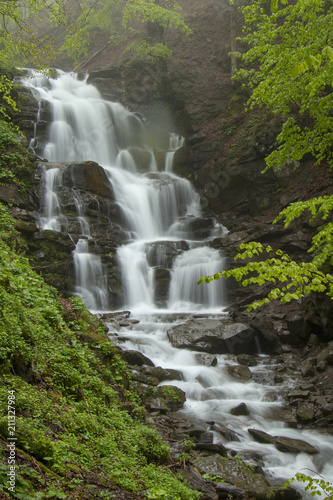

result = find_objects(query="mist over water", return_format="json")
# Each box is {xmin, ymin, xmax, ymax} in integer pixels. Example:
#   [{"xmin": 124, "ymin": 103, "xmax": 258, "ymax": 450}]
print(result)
[{"xmin": 24, "ymin": 70, "xmax": 333, "ymax": 492}]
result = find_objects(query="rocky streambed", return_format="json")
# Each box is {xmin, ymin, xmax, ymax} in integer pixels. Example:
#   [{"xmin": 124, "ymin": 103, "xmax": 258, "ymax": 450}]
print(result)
[{"xmin": 98, "ymin": 310, "xmax": 333, "ymax": 500}]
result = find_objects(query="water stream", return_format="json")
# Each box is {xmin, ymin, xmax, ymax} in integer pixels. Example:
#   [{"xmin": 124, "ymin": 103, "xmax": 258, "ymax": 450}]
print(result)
[{"xmin": 23, "ymin": 70, "xmax": 333, "ymax": 492}]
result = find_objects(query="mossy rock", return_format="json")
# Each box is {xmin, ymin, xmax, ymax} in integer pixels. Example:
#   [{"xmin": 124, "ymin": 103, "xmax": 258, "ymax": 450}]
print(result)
[
  {"xmin": 195, "ymin": 454, "xmax": 272, "ymax": 500},
  {"xmin": 148, "ymin": 385, "xmax": 186, "ymax": 411}
]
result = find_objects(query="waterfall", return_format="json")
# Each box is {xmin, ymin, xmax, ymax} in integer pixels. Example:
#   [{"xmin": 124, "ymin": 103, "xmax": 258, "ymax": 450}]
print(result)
[{"xmin": 24, "ymin": 70, "xmax": 225, "ymax": 312}]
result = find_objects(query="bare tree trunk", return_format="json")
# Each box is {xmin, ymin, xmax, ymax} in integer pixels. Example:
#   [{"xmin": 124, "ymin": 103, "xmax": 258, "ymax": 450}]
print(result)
[{"xmin": 230, "ymin": 5, "xmax": 237, "ymax": 74}]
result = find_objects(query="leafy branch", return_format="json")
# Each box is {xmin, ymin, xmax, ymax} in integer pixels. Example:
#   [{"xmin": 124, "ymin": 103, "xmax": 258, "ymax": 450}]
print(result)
[
  {"xmin": 198, "ymin": 196, "xmax": 333, "ymax": 311},
  {"xmin": 285, "ymin": 472, "xmax": 333, "ymax": 499},
  {"xmin": 198, "ymin": 241, "xmax": 333, "ymax": 311}
]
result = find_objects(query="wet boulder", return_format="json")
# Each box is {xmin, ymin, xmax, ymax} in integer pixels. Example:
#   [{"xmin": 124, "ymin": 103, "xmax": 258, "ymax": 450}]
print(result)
[
  {"xmin": 146, "ymin": 240, "xmax": 188, "ymax": 269},
  {"xmin": 236, "ymin": 354, "xmax": 258, "ymax": 366},
  {"xmin": 195, "ymin": 353, "xmax": 218, "ymax": 367},
  {"xmin": 317, "ymin": 342, "xmax": 333, "ymax": 365},
  {"xmin": 61, "ymin": 161, "xmax": 114, "ymax": 198},
  {"xmin": 227, "ymin": 364, "xmax": 252, "ymax": 380},
  {"xmin": 120, "ymin": 350, "xmax": 155, "ymax": 367},
  {"xmin": 167, "ymin": 318, "xmax": 262, "ymax": 355},
  {"xmin": 275, "ymin": 437, "xmax": 319, "ymax": 454},
  {"xmin": 140, "ymin": 365, "xmax": 183, "ymax": 382},
  {"xmin": 230, "ymin": 403, "xmax": 250, "ymax": 416},
  {"xmin": 248, "ymin": 429, "xmax": 276, "ymax": 445}
]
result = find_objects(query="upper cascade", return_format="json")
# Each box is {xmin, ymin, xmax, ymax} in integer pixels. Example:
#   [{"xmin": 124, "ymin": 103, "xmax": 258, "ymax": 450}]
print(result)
[{"xmin": 23, "ymin": 70, "xmax": 226, "ymax": 312}]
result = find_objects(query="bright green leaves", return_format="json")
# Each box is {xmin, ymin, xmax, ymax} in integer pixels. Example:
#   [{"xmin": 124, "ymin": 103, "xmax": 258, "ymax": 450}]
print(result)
[
  {"xmin": 274, "ymin": 196, "xmax": 333, "ymax": 269},
  {"xmin": 198, "ymin": 198, "xmax": 333, "ymax": 312},
  {"xmin": 270, "ymin": 0, "xmax": 288, "ymax": 13},
  {"xmin": 274, "ymin": 195, "xmax": 333, "ymax": 226},
  {"xmin": 61, "ymin": 0, "xmax": 118, "ymax": 66},
  {"xmin": 125, "ymin": 40, "xmax": 173, "ymax": 61},
  {"xmin": 198, "ymin": 241, "xmax": 333, "ymax": 311},
  {"xmin": 123, "ymin": 0, "xmax": 191, "ymax": 35},
  {"xmin": 286, "ymin": 473, "xmax": 333, "ymax": 500},
  {"xmin": 235, "ymin": 0, "xmax": 333, "ymax": 170},
  {"xmin": 121, "ymin": 0, "xmax": 192, "ymax": 61}
]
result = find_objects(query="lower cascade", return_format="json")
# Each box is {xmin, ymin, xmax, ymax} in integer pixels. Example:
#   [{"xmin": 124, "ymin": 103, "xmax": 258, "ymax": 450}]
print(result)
[{"xmin": 24, "ymin": 70, "xmax": 333, "ymax": 494}]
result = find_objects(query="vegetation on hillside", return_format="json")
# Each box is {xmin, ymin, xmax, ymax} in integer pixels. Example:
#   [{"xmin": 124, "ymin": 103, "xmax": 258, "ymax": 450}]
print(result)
[
  {"xmin": 199, "ymin": 0, "xmax": 333, "ymax": 309},
  {"xmin": 60, "ymin": 0, "xmax": 192, "ymax": 66},
  {"xmin": 0, "ymin": 199, "xmax": 199, "ymax": 499},
  {"xmin": 0, "ymin": 120, "xmax": 36, "ymax": 189}
]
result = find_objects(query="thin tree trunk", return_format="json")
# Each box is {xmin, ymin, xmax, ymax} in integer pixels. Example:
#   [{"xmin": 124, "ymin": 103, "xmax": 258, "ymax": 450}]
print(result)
[{"xmin": 230, "ymin": 6, "xmax": 237, "ymax": 74}]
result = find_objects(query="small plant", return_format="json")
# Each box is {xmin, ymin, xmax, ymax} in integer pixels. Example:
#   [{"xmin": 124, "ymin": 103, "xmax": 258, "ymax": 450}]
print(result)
[{"xmin": 202, "ymin": 472, "xmax": 225, "ymax": 483}]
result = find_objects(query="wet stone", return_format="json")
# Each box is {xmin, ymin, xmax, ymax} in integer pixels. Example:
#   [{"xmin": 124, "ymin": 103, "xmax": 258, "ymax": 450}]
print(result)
[
  {"xmin": 227, "ymin": 364, "xmax": 252, "ymax": 380},
  {"xmin": 287, "ymin": 390, "xmax": 310, "ymax": 399},
  {"xmin": 195, "ymin": 442, "xmax": 228, "ymax": 456},
  {"xmin": 197, "ymin": 431, "xmax": 214, "ymax": 444},
  {"xmin": 230, "ymin": 403, "xmax": 250, "ymax": 416},
  {"xmin": 211, "ymin": 423, "xmax": 241, "ymax": 442},
  {"xmin": 195, "ymin": 353, "xmax": 218, "ymax": 367},
  {"xmin": 236, "ymin": 354, "xmax": 258, "ymax": 366},
  {"xmin": 248, "ymin": 429, "xmax": 276, "ymax": 445},
  {"xmin": 275, "ymin": 436, "xmax": 319, "ymax": 454},
  {"xmin": 141, "ymin": 365, "xmax": 183, "ymax": 382},
  {"xmin": 120, "ymin": 350, "xmax": 155, "ymax": 367},
  {"xmin": 167, "ymin": 319, "xmax": 261, "ymax": 355},
  {"xmin": 317, "ymin": 344, "xmax": 333, "ymax": 365}
]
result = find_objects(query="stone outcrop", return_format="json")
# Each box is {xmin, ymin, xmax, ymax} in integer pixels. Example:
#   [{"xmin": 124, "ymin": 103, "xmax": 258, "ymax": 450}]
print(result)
[{"xmin": 167, "ymin": 318, "xmax": 274, "ymax": 355}]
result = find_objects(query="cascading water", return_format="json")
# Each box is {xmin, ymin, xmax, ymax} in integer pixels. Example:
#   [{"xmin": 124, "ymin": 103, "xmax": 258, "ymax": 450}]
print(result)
[{"xmin": 24, "ymin": 70, "xmax": 333, "ymax": 493}]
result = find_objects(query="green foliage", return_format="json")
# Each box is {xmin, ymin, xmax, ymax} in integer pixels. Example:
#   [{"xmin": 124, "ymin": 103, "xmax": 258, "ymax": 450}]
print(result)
[
  {"xmin": 61, "ymin": 0, "xmax": 192, "ymax": 65},
  {"xmin": 198, "ymin": 241, "xmax": 333, "ymax": 312},
  {"xmin": 201, "ymin": 472, "xmax": 225, "ymax": 483},
  {"xmin": 125, "ymin": 40, "xmax": 173, "ymax": 61},
  {"xmin": 198, "ymin": 195, "xmax": 333, "ymax": 310},
  {"xmin": 122, "ymin": 0, "xmax": 191, "ymax": 36},
  {"xmin": 285, "ymin": 473, "xmax": 333, "ymax": 499},
  {"xmin": 0, "ymin": 119, "xmax": 36, "ymax": 189},
  {"xmin": 233, "ymin": 0, "xmax": 333, "ymax": 171},
  {"xmin": 60, "ymin": 0, "xmax": 119, "ymax": 65},
  {"xmin": 0, "ymin": 0, "xmax": 68, "ymax": 120},
  {"xmin": 0, "ymin": 203, "xmax": 199, "ymax": 499}
]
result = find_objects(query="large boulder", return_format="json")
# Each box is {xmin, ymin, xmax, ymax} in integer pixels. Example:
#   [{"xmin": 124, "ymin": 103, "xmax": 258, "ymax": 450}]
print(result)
[
  {"xmin": 195, "ymin": 454, "xmax": 272, "ymax": 500},
  {"xmin": 59, "ymin": 161, "xmax": 114, "ymax": 198},
  {"xmin": 167, "ymin": 318, "xmax": 263, "ymax": 355}
]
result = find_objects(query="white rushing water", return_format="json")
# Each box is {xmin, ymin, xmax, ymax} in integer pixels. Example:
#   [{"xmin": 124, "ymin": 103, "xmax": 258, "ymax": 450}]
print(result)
[{"xmin": 24, "ymin": 70, "xmax": 333, "ymax": 493}]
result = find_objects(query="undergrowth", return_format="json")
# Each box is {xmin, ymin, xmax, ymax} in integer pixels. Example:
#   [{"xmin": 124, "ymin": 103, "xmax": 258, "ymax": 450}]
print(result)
[{"xmin": 0, "ymin": 120, "xmax": 35, "ymax": 191}]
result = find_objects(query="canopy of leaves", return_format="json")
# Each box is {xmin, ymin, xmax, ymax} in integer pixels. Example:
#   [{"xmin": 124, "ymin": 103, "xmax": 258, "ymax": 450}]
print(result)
[{"xmin": 234, "ymin": 0, "xmax": 333, "ymax": 170}]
